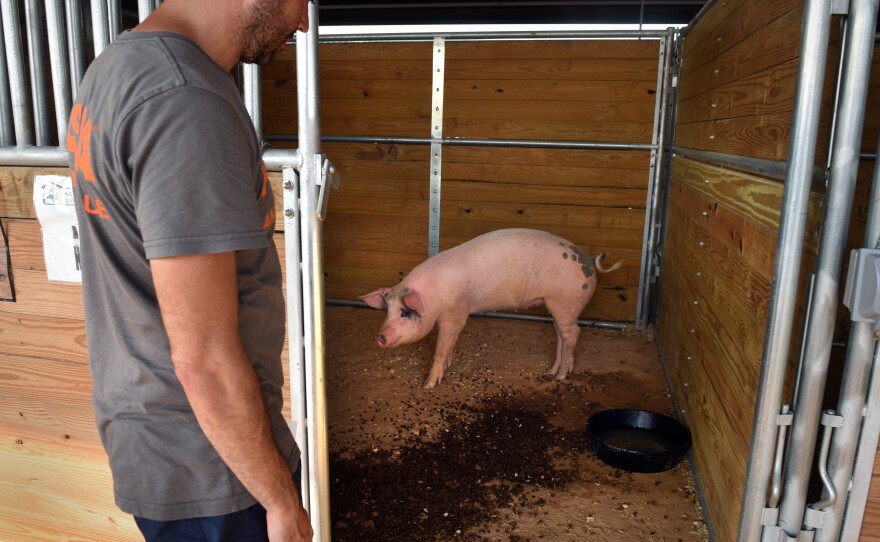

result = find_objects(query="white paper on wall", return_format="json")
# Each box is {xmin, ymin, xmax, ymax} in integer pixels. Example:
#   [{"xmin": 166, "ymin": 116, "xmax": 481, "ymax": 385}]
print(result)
[{"xmin": 33, "ymin": 174, "xmax": 82, "ymax": 283}]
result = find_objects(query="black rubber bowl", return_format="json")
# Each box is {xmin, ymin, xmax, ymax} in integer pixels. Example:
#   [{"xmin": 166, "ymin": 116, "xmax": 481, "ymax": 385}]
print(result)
[{"xmin": 586, "ymin": 409, "xmax": 692, "ymax": 473}]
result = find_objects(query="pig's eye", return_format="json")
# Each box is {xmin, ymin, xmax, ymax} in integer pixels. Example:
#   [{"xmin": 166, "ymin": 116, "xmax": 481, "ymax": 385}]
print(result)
[{"xmin": 400, "ymin": 307, "xmax": 419, "ymax": 320}]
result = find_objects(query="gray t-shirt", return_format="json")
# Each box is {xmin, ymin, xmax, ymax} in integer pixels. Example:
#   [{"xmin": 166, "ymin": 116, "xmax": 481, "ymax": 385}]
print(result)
[{"xmin": 67, "ymin": 31, "xmax": 297, "ymax": 521}]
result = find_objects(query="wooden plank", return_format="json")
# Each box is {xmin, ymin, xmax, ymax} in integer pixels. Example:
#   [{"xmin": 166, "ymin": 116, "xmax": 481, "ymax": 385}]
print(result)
[
  {"xmin": 677, "ymin": 58, "xmax": 798, "ymax": 124},
  {"xmin": 445, "ymin": 57, "xmax": 659, "ymax": 81},
  {"xmin": 444, "ymin": 99, "xmax": 656, "ymax": 123},
  {"xmin": 671, "ymin": 157, "xmax": 825, "ymax": 253},
  {"xmin": 675, "ymin": 112, "xmax": 794, "ymax": 162},
  {"xmin": 442, "ymin": 180, "xmax": 647, "ymax": 209},
  {"xmin": 5, "ymin": 218, "xmax": 46, "ymax": 271},
  {"xmin": 678, "ymin": 5, "xmax": 801, "ymax": 101},
  {"xmin": 2, "ymin": 269, "xmax": 84, "ymax": 320},
  {"xmin": 0, "ymin": 429, "xmax": 139, "ymax": 542},
  {"xmin": 0, "ymin": 355, "xmax": 98, "ymax": 445},
  {"xmin": 442, "ymin": 146, "xmax": 651, "ymax": 169},
  {"xmin": 0, "ymin": 312, "xmax": 88, "ymax": 364},
  {"xmin": 0, "ymin": 167, "xmax": 69, "ymax": 219},
  {"xmin": 440, "ymin": 200, "xmax": 646, "ymax": 230},
  {"xmin": 656, "ymin": 295, "xmax": 747, "ymax": 542},
  {"xmin": 342, "ymin": 159, "xmax": 647, "ymax": 188},
  {"xmin": 682, "ymin": 0, "xmax": 802, "ymax": 74},
  {"xmin": 446, "ymin": 40, "xmax": 660, "ymax": 60},
  {"xmin": 443, "ymin": 78, "xmax": 658, "ymax": 103}
]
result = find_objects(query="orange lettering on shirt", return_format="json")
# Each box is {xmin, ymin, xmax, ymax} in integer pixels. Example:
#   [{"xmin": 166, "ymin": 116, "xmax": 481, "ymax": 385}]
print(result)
[
  {"xmin": 262, "ymin": 207, "xmax": 276, "ymax": 231},
  {"xmin": 67, "ymin": 104, "xmax": 97, "ymax": 188},
  {"xmin": 83, "ymin": 194, "xmax": 110, "ymax": 220},
  {"xmin": 260, "ymin": 161, "xmax": 269, "ymax": 198}
]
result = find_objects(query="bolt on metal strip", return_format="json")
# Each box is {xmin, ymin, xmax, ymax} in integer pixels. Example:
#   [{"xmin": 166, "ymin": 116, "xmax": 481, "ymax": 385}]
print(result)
[{"xmin": 428, "ymin": 37, "xmax": 444, "ymax": 257}]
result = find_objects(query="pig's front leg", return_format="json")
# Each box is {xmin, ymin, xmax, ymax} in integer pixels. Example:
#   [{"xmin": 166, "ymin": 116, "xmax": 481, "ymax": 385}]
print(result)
[{"xmin": 423, "ymin": 315, "xmax": 468, "ymax": 389}]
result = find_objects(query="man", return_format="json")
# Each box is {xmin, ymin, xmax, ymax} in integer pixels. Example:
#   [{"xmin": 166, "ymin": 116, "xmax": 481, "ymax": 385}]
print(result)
[{"xmin": 66, "ymin": 1, "xmax": 312, "ymax": 540}]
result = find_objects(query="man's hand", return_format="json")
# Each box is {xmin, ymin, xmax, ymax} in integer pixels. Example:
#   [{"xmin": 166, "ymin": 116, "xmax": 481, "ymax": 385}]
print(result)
[{"xmin": 267, "ymin": 500, "xmax": 314, "ymax": 542}]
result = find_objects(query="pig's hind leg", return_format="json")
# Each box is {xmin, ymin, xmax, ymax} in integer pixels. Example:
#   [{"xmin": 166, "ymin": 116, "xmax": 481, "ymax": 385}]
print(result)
[
  {"xmin": 545, "ymin": 303, "xmax": 581, "ymax": 380},
  {"xmin": 423, "ymin": 315, "xmax": 468, "ymax": 389}
]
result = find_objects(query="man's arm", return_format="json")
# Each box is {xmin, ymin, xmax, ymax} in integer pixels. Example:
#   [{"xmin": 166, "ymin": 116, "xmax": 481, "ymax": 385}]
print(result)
[{"xmin": 150, "ymin": 252, "xmax": 312, "ymax": 542}]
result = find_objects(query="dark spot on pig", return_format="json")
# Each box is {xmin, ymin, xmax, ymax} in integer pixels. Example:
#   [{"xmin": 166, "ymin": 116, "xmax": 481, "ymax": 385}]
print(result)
[
  {"xmin": 562, "ymin": 253, "xmax": 568, "ymax": 259},
  {"xmin": 570, "ymin": 245, "xmax": 596, "ymax": 278},
  {"xmin": 582, "ymin": 283, "xmax": 589, "ymax": 290},
  {"xmin": 571, "ymin": 254, "xmax": 578, "ymax": 262},
  {"xmin": 559, "ymin": 242, "xmax": 565, "ymax": 247}
]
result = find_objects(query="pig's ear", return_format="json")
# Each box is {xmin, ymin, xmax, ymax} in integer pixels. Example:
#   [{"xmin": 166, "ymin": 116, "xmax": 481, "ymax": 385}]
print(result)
[
  {"xmin": 402, "ymin": 288, "xmax": 426, "ymax": 315},
  {"xmin": 359, "ymin": 288, "xmax": 390, "ymax": 309}
]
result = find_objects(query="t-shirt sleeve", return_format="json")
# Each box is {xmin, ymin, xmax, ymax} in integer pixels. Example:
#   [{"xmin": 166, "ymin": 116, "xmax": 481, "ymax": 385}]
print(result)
[{"xmin": 120, "ymin": 87, "xmax": 268, "ymax": 259}]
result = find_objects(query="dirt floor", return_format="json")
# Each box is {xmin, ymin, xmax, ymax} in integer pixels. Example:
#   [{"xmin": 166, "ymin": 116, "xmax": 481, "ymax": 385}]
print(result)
[{"xmin": 325, "ymin": 306, "xmax": 709, "ymax": 541}]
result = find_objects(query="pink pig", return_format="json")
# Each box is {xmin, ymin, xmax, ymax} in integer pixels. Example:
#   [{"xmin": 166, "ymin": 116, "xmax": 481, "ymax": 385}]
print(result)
[{"xmin": 359, "ymin": 228, "xmax": 623, "ymax": 389}]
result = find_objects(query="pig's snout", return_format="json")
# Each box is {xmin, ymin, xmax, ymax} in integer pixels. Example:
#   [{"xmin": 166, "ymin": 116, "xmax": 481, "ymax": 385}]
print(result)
[{"xmin": 374, "ymin": 333, "xmax": 388, "ymax": 348}]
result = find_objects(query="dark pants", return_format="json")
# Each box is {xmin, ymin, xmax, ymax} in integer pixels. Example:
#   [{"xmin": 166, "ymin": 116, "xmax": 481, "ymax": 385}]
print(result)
[{"xmin": 135, "ymin": 463, "xmax": 303, "ymax": 542}]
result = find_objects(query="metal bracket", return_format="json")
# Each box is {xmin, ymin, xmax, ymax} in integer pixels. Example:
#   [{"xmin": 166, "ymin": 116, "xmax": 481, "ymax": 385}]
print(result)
[
  {"xmin": 428, "ymin": 37, "xmax": 445, "ymax": 257},
  {"xmin": 830, "ymin": 0, "xmax": 849, "ymax": 15},
  {"xmin": 315, "ymin": 154, "xmax": 340, "ymax": 222},
  {"xmin": 0, "ymin": 217, "xmax": 15, "ymax": 302},
  {"xmin": 843, "ymin": 248, "xmax": 880, "ymax": 330}
]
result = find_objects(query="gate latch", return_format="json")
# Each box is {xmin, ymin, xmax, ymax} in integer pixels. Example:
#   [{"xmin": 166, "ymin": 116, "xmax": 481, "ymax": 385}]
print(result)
[{"xmin": 843, "ymin": 248, "xmax": 880, "ymax": 331}]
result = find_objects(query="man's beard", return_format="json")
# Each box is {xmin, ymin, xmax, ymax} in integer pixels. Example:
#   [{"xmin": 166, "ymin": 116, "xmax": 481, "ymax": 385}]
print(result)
[{"xmin": 239, "ymin": 0, "xmax": 291, "ymax": 65}]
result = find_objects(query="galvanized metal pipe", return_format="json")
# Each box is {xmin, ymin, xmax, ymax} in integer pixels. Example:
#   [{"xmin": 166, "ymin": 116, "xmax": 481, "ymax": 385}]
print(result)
[
  {"xmin": 137, "ymin": 0, "xmax": 152, "ymax": 22},
  {"xmin": 320, "ymin": 29, "xmax": 665, "ymax": 44},
  {"xmin": 737, "ymin": 1, "xmax": 833, "ymax": 540},
  {"xmin": 636, "ymin": 29, "xmax": 674, "ymax": 330},
  {"xmin": 672, "ymin": 146, "xmax": 828, "ymax": 189},
  {"xmin": 0, "ymin": 145, "xmax": 67, "ymax": 165},
  {"xmin": 107, "ymin": 0, "xmax": 121, "ymax": 42},
  {"xmin": 281, "ymin": 164, "xmax": 306, "ymax": 517},
  {"xmin": 65, "ymin": 0, "xmax": 85, "ymax": 96},
  {"xmin": 0, "ymin": 21, "xmax": 14, "ymax": 145},
  {"xmin": 296, "ymin": 1, "xmax": 330, "ymax": 539},
  {"xmin": 1, "ymin": 0, "xmax": 33, "ymax": 146},
  {"xmin": 268, "ymin": 133, "xmax": 655, "ymax": 151},
  {"xmin": 46, "ymin": 0, "xmax": 72, "ymax": 145},
  {"xmin": 264, "ymin": 148, "xmax": 303, "ymax": 171},
  {"xmin": 243, "ymin": 63, "xmax": 262, "ymax": 140},
  {"xmin": 777, "ymin": 0, "xmax": 877, "ymax": 533},
  {"xmin": 24, "ymin": 0, "xmax": 49, "ymax": 146},
  {"xmin": 327, "ymin": 299, "xmax": 630, "ymax": 331},
  {"xmin": 838, "ymin": 136, "xmax": 880, "ymax": 542},
  {"xmin": 89, "ymin": 0, "xmax": 109, "ymax": 58}
]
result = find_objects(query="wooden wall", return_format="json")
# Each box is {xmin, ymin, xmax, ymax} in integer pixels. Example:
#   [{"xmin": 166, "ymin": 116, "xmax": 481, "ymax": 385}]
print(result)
[
  {"xmin": 658, "ymin": 0, "xmax": 877, "ymax": 540},
  {"xmin": 261, "ymin": 39, "xmax": 662, "ymax": 322}
]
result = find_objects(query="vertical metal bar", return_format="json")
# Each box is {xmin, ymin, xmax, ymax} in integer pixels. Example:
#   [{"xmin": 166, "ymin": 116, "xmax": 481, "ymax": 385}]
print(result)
[
  {"xmin": 66, "ymin": 0, "xmax": 85, "ymax": 97},
  {"xmin": 107, "ymin": 0, "xmax": 121, "ymax": 42},
  {"xmin": 137, "ymin": 0, "xmax": 152, "ymax": 22},
  {"xmin": 636, "ymin": 29, "xmax": 672, "ymax": 330},
  {"xmin": 89, "ymin": 0, "xmax": 109, "ymax": 58},
  {"xmin": 24, "ymin": 0, "xmax": 50, "ymax": 146},
  {"xmin": 46, "ymin": 0, "xmax": 72, "ymax": 146},
  {"xmin": 296, "ymin": 2, "xmax": 330, "ymax": 539},
  {"xmin": 282, "ymin": 165, "xmax": 307, "ymax": 511},
  {"xmin": 777, "ymin": 0, "xmax": 877, "ymax": 533},
  {"xmin": 243, "ymin": 63, "xmax": 262, "ymax": 141},
  {"xmin": 737, "ymin": 1, "xmax": 833, "ymax": 540},
  {"xmin": 428, "ymin": 37, "xmax": 445, "ymax": 257},
  {"xmin": 0, "ymin": 20, "xmax": 15, "ymax": 145},
  {"xmin": 1, "ymin": 0, "xmax": 34, "ymax": 146},
  {"xmin": 838, "ymin": 140, "xmax": 880, "ymax": 542}
]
